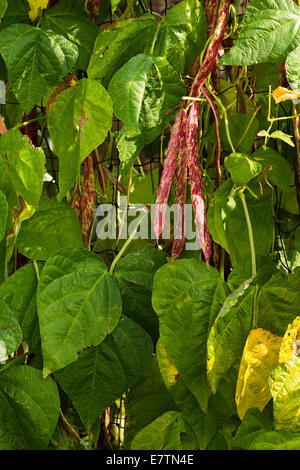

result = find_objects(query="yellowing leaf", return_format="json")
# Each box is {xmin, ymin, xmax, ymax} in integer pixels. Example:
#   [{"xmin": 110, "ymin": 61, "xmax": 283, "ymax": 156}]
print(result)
[
  {"xmin": 272, "ymin": 86, "xmax": 300, "ymax": 104},
  {"xmin": 279, "ymin": 316, "xmax": 300, "ymax": 363},
  {"xmin": 235, "ymin": 328, "xmax": 282, "ymax": 420},
  {"xmin": 27, "ymin": 0, "xmax": 49, "ymax": 21},
  {"xmin": 156, "ymin": 339, "xmax": 179, "ymax": 389}
]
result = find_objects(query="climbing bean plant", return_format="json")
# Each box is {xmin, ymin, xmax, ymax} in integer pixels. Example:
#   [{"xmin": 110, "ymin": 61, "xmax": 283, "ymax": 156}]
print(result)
[{"xmin": 0, "ymin": 0, "xmax": 300, "ymax": 450}]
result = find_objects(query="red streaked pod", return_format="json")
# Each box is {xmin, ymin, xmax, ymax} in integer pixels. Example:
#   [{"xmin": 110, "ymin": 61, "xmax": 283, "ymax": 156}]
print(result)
[
  {"xmin": 171, "ymin": 110, "xmax": 188, "ymax": 260},
  {"xmin": 80, "ymin": 154, "xmax": 96, "ymax": 245},
  {"xmin": 204, "ymin": 0, "xmax": 218, "ymax": 37},
  {"xmin": 153, "ymin": 109, "xmax": 185, "ymax": 240},
  {"xmin": 201, "ymin": 86, "xmax": 222, "ymax": 186},
  {"xmin": 190, "ymin": 0, "xmax": 230, "ymax": 97},
  {"xmin": 187, "ymin": 102, "xmax": 211, "ymax": 264}
]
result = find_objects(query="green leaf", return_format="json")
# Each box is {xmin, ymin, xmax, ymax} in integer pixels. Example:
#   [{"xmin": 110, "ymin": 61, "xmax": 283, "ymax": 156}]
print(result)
[
  {"xmin": 257, "ymin": 268, "xmax": 300, "ymax": 336},
  {"xmin": 152, "ymin": 259, "xmax": 230, "ymax": 410},
  {"xmin": 250, "ymin": 147, "xmax": 292, "ymax": 192},
  {"xmin": 221, "ymin": 0, "xmax": 300, "ymax": 66},
  {"xmin": 131, "ymin": 411, "xmax": 183, "ymax": 450},
  {"xmin": 207, "ymin": 178, "xmax": 274, "ymax": 268},
  {"xmin": 0, "ymin": 130, "xmax": 45, "ymax": 223},
  {"xmin": 0, "ymin": 366, "xmax": 60, "ymax": 449},
  {"xmin": 269, "ymin": 358, "xmax": 300, "ymax": 431},
  {"xmin": 17, "ymin": 195, "xmax": 83, "ymax": 261},
  {"xmin": 207, "ymin": 278, "xmax": 255, "ymax": 393},
  {"xmin": 233, "ymin": 408, "xmax": 300, "ymax": 450},
  {"xmin": 108, "ymin": 53, "xmax": 185, "ymax": 132},
  {"xmin": 258, "ymin": 130, "xmax": 295, "ymax": 148},
  {"xmin": 125, "ymin": 357, "xmax": 177, "ymax": 448},
  {"xmin": 0, "ymin": 299, "xmax": 22, "ymax": 356},
  {"xmin": 116, "ymin": 124, "xmax": 160, "ymax": 175},
  {"xmin": 0, "ymin": 0, "xmax": 29, "ymax": 31},
  {"xmin": 286, "ymin": 45, "xmax": 300, "ymax": 91},
  {"xmin": 115, "ymin": 249, "xmax": 167, "ymax": 343},
  {"xmin": 0, "ymin": 263, "xmax": 40, "ymax": 350},
  {"xmin": 87, "ymin": 15, "xmax": 157, "ymax": 87},
  {"xmin": 207, "ymin": 114, "xmax": 259, "ymax": 154},
  {"xmin": 227, "ymin": 256, "xmax": 278, "ymax": 291},
  {"xmin": 48, "ymin": 78, "xmax": 113, "ymax": 199},
  {"xmin": 55, "ymin": 315, "xmax": 152, "ymax": 432},
  {"xmin": 156, "ymin": 339, "xmax": 230, "ymax": 450},
  {"xmin": 0, "ymin": 0, "xmax": 7, "ymax": 19},
  {"xmin": 150, "ymin": 0, "xmax": 207, "ymax": 74},
  {"xmin": 37, "ymin": 247, "xmax": 122, "ymax": 375},
  {"xmin": 225, "ymin": 153, "xmax": 262, "ymax": 187},
  {"xmin": 248, "ymin": 431, "xmax": 300, "ymax": 450},
  {"xmin": 42, "ymin": 0, "xmax": 98, "ymax": 70},
  {"xmin": 0, "ymin": 24, "xmax": 78, "ymax": 113},
  {"xmin": 0, "ymin": 190, "xmax": 8, "ymax": 241}
]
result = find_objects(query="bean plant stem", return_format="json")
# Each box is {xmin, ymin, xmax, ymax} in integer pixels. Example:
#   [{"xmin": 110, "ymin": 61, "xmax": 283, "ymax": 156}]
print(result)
[
  {"xmin": 12, "ymin": 116, "xmax": 42, "ymax": 131},
  {"xmin": 239, "ymin": 190, "xmax": 257, "ymax": 277},
  {"xmin": 109, "ymin": 211, "xmax": 148, "ymax": 274}
]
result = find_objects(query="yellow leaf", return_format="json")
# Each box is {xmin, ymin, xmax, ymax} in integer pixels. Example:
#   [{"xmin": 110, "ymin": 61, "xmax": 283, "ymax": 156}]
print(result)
[
  {"xmin": 27, "ymin": 0, "xmax": 49, "ymax": 21},
  {"xmin": 235, "ymin": 328, "xmax": 282, "ymax": 420},
  {"xmin": 279, "ymin": 316, "xmax": 300, "ymax": 363},
  {"xmin": 272, "ymin": 86, "xmax": 300, "ymax": 104}
]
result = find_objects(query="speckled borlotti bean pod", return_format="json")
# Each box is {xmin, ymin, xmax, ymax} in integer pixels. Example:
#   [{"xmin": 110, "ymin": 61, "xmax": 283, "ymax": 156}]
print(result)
[
  {"xmin": 171, "ymin": 109, "xmax": 188, "ymax": 261},
  {"xmin": 80, "ymin": 154, "xmax": 96, "ymax": 245},
  {"xmin": 153, "ymin": 109, "xmax": 185, "ymax": 240},
  {"xmin": 190, "ymin": 0, "xmax": 230, "ymax": 97},
  {"xmin": 187, "ymin": 102, "xmax": 211, "ymax": 265}
]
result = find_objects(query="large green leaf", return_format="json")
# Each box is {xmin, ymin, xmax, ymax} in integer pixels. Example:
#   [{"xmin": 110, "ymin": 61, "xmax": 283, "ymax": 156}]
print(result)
[
  {"xmin": 225, "ymin": 153, "xmax": 262, "ymax": 187},
  {"xmin": 0, "ymin": 24, "xmax": 78, "ymax": 112},
  {"xmin": 17, "ymin": 195, "xmax": 83, "ymax": 261},
  {"xmin": 48, "ymin": 78, "xmax": 113, "ymax": 199},
  {"xmin": 269, "ymin": 358, "xmax": 300, "ymax": 430},
  {"xmin": 0, "ymin": 366, "xmax": 60, "ymax": 449},
  {"xmin": 116, "ymin": 124, "xmax": 161, "ymax": 175},
  {"xmin": 0, "ymin": 0, "xmax": 29, "ymax": 31},
  {"xmin": 156, "ymin": 340, "xmax": 234, "ymax": 450},
  {"xmin": 225, "ymin": 148, "xmax": 292, "ymax": 192},
  {"xmin": 257, "ymin": 268, "xmax": 300, "ymax": 336},
  {"xmin": 221, "ymin": 0, "xmax": 300, "ymax": 66},
  {"xmin": 152, "ymin": 259, "xmax": 230, "ymax": 410},
  {"xmin": 115, "ymin": 249, "xmax": 167, "ymax": 343},
  {"xmin": 250, "ymin": 147, "xmax": 292, "ymax": 193},
  {"xmin": 131, "ymin": 411, "xmax": 183, "ymax": 450},
  {"xmin": 125, "ymin": 357, "xmax": 177, "ymax": 448},
  {"xmin": 0, "ymin": 130, "xmax": 45, "ymax": 224},
  {"xmin": 0, "ymin": 190, "xmax": 8, "ymax": 241},
  {"xmin": 0, "ymin": 299, "xmax": 22, "ymax": 356},
  {"xmin": 0, "ymin": 0, "xmax": 7, "ymax": 19},
  {"xmin": 149, "ymin": 0, "xmax": 206, "ymax": 74},
  {"xmin": 55, "ymin": 316, "xmax": 152, "ymax": 432},
  {"xmin": 87, "ymin": 15, "xmax": 157, "ymax": 87},
  {"xmin": 37, "ymin": 247, "xmax": 122, "ymax": 375},
  {"xmin": 207, "ymin": 178, "xmax": 274, "ymax": 268},
  {"xmin": 234, "ymin": 408, "xmax": 300, "ymax": 450},
  {"xmin": 248, "ymin": 431, "xmax": 300, "ymax": 450},
  {"xmin": 207, "ymin": 278, "xmax": 255, "ymax": 393},
  {"xmin": 42, "ymin": 0, "xmax": 98, "ymax": 70},
  {"xmin": 0, "ymin": 263, "xmax": 40, "ymax": 350},
  {"xmin": 286, "ymin": 45, "xmax": 300, "ymax": 91},
  {"xmin": 108, "ymin": 53, "xmax": 185, "ymax": 132}
]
